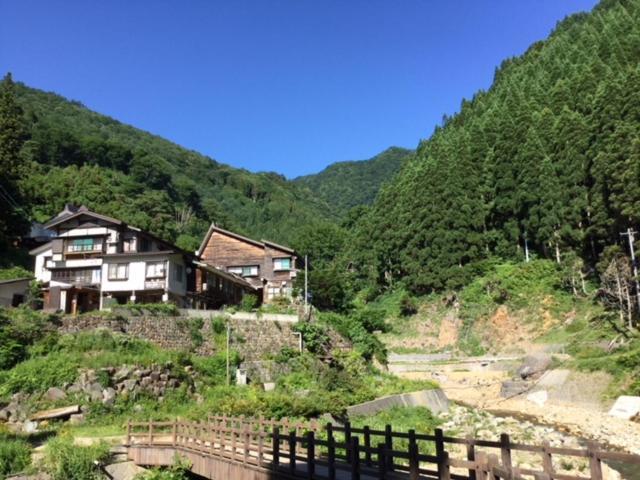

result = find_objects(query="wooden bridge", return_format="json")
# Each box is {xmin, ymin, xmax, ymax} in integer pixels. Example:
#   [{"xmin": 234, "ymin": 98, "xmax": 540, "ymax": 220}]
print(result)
[{"xmin": 125, "ymin": 415, "xmax": 640, "ymax": 480}]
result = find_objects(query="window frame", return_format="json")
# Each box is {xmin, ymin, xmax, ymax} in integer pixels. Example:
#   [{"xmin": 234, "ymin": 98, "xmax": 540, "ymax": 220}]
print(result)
[
  {"xmin": 108, "ymin": 263, "xmax": 129, "ymax": 281},
  {"xmin": 273, "ymin": 257, "xmax": 292, "ymax": 271},
  {"xmin": 228, "ymin": 265, "xmax": 259, "ymax": 278},
  {"xmin": 146, "ymin": 261, "xmax": 167, "ymax": 279}
]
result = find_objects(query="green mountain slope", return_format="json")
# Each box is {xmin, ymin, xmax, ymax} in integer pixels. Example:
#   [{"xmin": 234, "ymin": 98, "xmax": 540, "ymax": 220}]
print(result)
[
  {"xmin": 294, "ymin": 147, "xmax": 413, "ymax": 217},
  {"xmin": 10, "ymin": 83, "xmax": 335, "ymax": 249},
  {"xmin": 350, "ymin": 0, "xmax": 640, "ymax": 293}
]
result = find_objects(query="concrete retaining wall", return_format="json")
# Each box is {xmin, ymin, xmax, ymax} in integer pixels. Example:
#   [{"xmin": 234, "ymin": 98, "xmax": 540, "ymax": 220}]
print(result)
[{"xmin": 346, "ymin": 389, "xmax": 450, "ymax": 417}]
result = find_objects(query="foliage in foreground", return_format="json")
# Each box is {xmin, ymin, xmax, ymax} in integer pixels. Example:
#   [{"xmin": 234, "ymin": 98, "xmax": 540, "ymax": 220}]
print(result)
[
  {"xmin": 134, "ymin": 455, "xmax": 191, "ymax": 480},
  {"xmin": 44, "ymin": 435, "xmax": 109, "ymax": 480},
  {"xmin": 0, "ymin": 432, "xmax": 32, "ymax": 479}
]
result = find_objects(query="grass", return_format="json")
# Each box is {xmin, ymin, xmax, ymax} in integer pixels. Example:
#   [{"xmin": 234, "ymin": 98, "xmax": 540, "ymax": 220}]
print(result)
[{"xmin": 0, "ymin": 431, "xmax": 32, "ymax": 479}]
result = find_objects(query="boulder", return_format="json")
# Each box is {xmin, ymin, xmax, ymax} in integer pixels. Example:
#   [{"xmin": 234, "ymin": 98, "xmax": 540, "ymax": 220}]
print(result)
[
  {"xmin": 114, "ymin": 366, "xmax": 132, "ymax": 382},
  {"xmin": 123, "ymin": 379, "xmax": 138, "ymax": 391},
  {"xmin": 104, "ymin": 461, "xmax": 147, "ymax": 480},
  {"xmin": 45, "ymin": 387, "xmax": 67, "ymax": 402},
  {"xmin": 0, "ymin": 408, "xmax": 9, "ymax": 422},
  {"xmin": 608, "ymin": 396, "xmax": 640, "ymax": 420},
  {"xmin": 69, "ymin": 413, "xmax": 85, "ymax": 425},
  {"xmin": 500, "ymin": 380, "xmax": 530, "ymax": 398},
  {"xmin": 86, "ymin": 382, "xmax": 104, "ymax": 403},
  {"xmin": 517, "ymin": 354, "xmax": 552, "ymax": 379},
  {"xmin": 102, "ymin": 387, "xmax": 117, "ymax": 406}
]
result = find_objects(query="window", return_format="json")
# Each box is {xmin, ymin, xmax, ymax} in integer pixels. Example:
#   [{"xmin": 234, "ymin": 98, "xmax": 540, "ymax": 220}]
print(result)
[
  {"xmin": 140, "ymin": 237, "xmax": 151, "ymax": 252},
  {"xmin": 174, "ymin": 264, "xmax": 184, "ymax": 283},
  {"xmin": 123, "ymin": 236, "xmax": 135, "ymax": 252},
  {"xmin": 108, "ymin": 263, "xmax": 129, "ymax": 280},
  {"xmin": 146, "ymin": 261, "xmax": 166, "ymax": 278},
  {"xmin": 228, "ymin": 265, "xmax": 259, "ymax": 277},
  {"xmin": 67, "ymin": 238, "xmax": 101, "ymax": 252},
  {"xmin": 273, "ymin": 258, "xmax": 292, "ymax": 271}
]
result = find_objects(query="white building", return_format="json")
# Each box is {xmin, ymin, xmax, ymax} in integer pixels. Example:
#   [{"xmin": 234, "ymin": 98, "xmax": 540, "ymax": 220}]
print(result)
[{"xmin": 31, "ymin": 205, "xmax": 192, "ymax": 314}]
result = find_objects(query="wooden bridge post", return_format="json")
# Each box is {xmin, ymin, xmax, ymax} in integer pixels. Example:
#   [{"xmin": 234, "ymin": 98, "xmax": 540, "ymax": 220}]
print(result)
[
  {"xmin": 408, "ymin": 429, "xmax": 419, "ymax": 480},
  {"xmin": 288, "ymin": 430, "xmax": 296, "ymax": 474},
  {"xmin": 541, "ymin": 441, "xmax": 553, "ymax": 477},
  {"xmin": 258, "ymin": 429, "xmax": 264, "ymax": 468},
  {"xmin": 384, "ymin": 424, "xmax": 394, "ymax": 472},
  {"xmin": 243, "ymin": 425, "xmax": 249, "ymax": 465},
  {"xmin": 272, "ymin": 426, "xmax": 281, "ymax": 472},
  {"xmin": 364, "ymin": 425, "xmax": 372, "ymax": 467},
  {"xmin": 148, "ymin": 420, "xmax": 153, "ymax": 445},
  {"xmin": 172, "ymin": 421, "xmax": 177, "ymax": 447},
  {"xmin": 231, "ymin": 420, "xmax": 237, "ymax": 459},
  {"xmin": 344, "ymin": 421, "xmax": 352, "ymax": 463},
  {"xmin": 306, "ymin": 431, "xmax": 315, "ymax": 479},
  {"xmin": 126, "ymin": 421, "xmax": 131, "ymax": 446},
  {"xmin": 435, "ymin": 428, "xmax": 449, "ymax": 480},
  {"xmin": 587, "ymin": 442, "xmax": 603, "ymax": 480},
  {"xmin": 500, "ymin": 433, "xmax": 513, "ymax": 479},
  {"xmin": 350, "ymin": 436, "xmax": 360, "ymax": 480},
  {"xmin": 466, "ymin": 436, "xmax": 477, "ymax": 480},
  {"xmin": 475, "ymin": 451, "xmax": 488, "ymax": 480},
  {"xmin": 377, "ymin": 443, "xmax": 387, "ymax": 480},
  {"xmin": 327, "ymin": 428, "xmax": 336, "ymax": 480}
]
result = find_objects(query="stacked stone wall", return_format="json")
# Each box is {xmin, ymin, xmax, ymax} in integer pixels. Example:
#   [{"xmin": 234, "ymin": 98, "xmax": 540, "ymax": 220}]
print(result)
[{"xmin": 57, "ymin": 314, "xmax": 300, "ymax": 360}]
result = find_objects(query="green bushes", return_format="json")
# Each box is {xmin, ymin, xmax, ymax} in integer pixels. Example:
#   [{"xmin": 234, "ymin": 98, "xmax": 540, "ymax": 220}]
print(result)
[
  {"xmin": 0, "ymin": 433, "xmax": 31, "ymax": 478},
  {"xmin": 117, "ymin": 303, "xmax": 179, "ymax": 316},
  {"xmin": 239, "ymin": 294, "xmax": 258, "ymax": 312},
  {"xmin": 0, "ymin": 306, "xmax": 50, "ymax": 369},
  {"xmin": 44, "ymin": 436, "xmax": 109, "ymax": 480},
  {"xmin": 0, "ymin": 354, "xmax": 78, "ymax": 396},
  {"xmin": 294, "ymin": 322, "xmax": 330, "ymax": 354},
  {"xmin": 319, "ymin": 311, "xmax": 387, "ymax": 362}
]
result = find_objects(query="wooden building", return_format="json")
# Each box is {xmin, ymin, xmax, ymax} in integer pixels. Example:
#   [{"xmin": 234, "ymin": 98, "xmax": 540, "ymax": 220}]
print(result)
[{"xmin": 196, "ymin": 224, "xmax": 299, "ymax": 304}]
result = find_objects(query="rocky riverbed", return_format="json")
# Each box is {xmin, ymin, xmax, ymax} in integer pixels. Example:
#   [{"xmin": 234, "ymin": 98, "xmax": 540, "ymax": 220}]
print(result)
[{"xmin": 438, "ymin": 404, "xmax": 628, "ymax": 480}]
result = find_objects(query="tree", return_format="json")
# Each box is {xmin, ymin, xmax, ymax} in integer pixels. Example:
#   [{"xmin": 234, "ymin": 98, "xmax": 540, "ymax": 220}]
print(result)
[{"xmin": 0, "ymin": 73, "xmax": 29, "ymax": 261}]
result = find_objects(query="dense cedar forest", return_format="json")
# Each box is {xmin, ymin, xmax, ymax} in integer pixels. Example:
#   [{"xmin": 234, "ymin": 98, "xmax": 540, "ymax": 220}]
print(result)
[
  {"xmin": 346, "ymin": 0, "xmax": 640, "ymax": 295},
  {"xmin": 2, "ymin": 0, "xmax": 640, "ymax": 308},
  {"xmin": 293, "ymin": 147, "xmax": 413, "ymax": 217}
]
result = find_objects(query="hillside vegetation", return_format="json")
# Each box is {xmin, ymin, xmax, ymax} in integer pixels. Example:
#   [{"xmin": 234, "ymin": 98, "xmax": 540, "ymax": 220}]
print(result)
[
  {"xmin": 294, "ymin": 147, "xmax": 412, "ymax": 218},
  {"xmin": 2, "ymin": 81, "xmax": 338, "ymax": 256},
  {"xmin": 348, "ymin": 0, "xmax": 640, "ymax": 297}
]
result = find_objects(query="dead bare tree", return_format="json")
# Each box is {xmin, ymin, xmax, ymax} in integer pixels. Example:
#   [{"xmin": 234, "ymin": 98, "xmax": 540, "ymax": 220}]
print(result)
[
  {"xmin": 174, "ymin": 205, "xmax": 195, "ymax": 234},
  {"xmin": 599, "ymin": 253, "xmax": 635, "ymax": 329}
]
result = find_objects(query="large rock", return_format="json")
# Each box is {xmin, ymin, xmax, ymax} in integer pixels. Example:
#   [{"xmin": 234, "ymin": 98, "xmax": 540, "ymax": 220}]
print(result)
[
  {"xmin": 85, "ymin": 382, "xmax": 104, "ymax": 403},
  {"xmin": 608, "ymin": 396, "xmax": 640, "ymax": 420},
  {"xmin": 500, "ymin": 380, "xmax": 530, "ymax": 398},
  {"xmin": 104, "ymin": 461, "xmax": 147, "ymax": 480},
  {"xmin": 102, "ymin": 387, "xmax": 117, "ymax": 406},
  {"xmin": 45, "ymin": 387, "xmax": 67, "ymax": 402},
  {"xmin": 517, "ymin": 354, "xmax": 552, "ymax": 379},
  {"xmin": 69, "ymin": 413, "xmax": 85, "ymax": 425}
]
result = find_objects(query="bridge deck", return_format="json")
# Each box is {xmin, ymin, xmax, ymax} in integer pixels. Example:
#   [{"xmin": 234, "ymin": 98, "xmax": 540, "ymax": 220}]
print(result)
[{"xmin": 126, "ymin": 416, "xmax": 640, "ymax": 480}]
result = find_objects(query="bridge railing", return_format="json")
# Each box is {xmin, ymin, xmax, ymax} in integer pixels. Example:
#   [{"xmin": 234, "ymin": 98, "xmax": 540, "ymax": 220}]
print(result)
[{"xmin": 126, "ymin": 416, "xmax": 640, "ymax": 480}]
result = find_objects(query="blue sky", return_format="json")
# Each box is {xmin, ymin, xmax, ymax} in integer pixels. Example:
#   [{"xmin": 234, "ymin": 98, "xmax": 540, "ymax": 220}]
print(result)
[{"xmin": 0, "ymin": 0, "xmax": 599, "ymax": 178}]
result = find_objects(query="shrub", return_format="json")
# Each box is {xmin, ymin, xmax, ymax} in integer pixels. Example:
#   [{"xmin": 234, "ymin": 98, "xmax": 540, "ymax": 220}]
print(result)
[
  {"xmin": 294, "ymin": 322, "xmax": 329, "ymax": 354},
  {"xmin": 0, "ymin": 433, "xmax": 31, "ymax": 478},
  {"xmin": 210, "ymin": 316, "xmax": 227, "ymax": 335},
  {"xmin": 0, "ymin": 354, "xmax": 78, "ymax": 396},
  {"xmin": 44, "ymin": 436, "xmax": 109, "ymax": 480},
  {"xmin": 239, "ymin": 294, "xmax": 258, "ymax": 312}
]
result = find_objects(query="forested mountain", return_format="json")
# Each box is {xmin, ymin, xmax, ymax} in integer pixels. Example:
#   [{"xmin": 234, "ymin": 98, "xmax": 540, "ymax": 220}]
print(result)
[
  {"xmin": 294, "ymin": 147, "xmax": 412, "ymax": 217},
  {"xmin": 2, "ymin": 82, "xmax": 338, "ymax": 254},
  {"xmin": 349, "ymin": 0, "xmax": 640, "ymax": 294}
]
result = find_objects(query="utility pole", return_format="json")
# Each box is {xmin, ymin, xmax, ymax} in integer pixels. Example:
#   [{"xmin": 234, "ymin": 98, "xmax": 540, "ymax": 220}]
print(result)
[
  {"xmin": 304, "ymin": 255, "xmax": 308, "ymax": 311},
  {"xmin": 226, "ymin": 321, "xmax": 231, "ymax": 386},
  {"xmin": 621, "ymin": 228, "xmax": 640, "ymax": 316}
]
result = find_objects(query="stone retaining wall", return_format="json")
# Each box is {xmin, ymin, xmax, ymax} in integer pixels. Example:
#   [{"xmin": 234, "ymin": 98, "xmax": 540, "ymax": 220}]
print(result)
[{"xmin": 58, "ymin": 314, "xmax": 300, "ymax": 360}]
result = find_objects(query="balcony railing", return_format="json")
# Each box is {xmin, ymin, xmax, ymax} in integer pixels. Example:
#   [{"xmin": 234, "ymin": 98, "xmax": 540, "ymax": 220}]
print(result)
[{"xmin": 144, "ymin": 279, "xmax": 166, "ymax": 290}]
